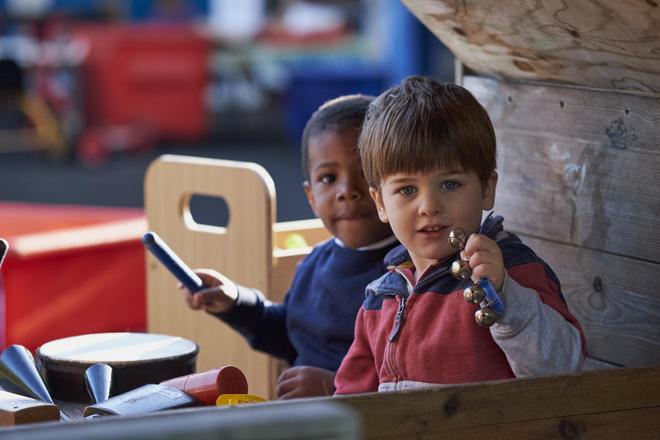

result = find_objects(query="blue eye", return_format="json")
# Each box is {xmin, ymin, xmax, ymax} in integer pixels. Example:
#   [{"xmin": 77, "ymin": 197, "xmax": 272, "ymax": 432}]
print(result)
[
  {"xmin": 442, "ymin": 180, "xmax": 460, "ymax": 191},
  {"xmin": 399, "ymin": 186, "xmax": 416, "ymax": 196},
  {"xmin": 320, "ymin": 174, "xmax": 336, "ymax": 184}
]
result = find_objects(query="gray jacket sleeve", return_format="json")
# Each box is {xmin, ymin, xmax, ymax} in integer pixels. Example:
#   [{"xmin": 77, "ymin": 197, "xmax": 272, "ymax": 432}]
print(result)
[{"xmin": 490, "ymin": 271, "xmax": 584, "ymax": 377}]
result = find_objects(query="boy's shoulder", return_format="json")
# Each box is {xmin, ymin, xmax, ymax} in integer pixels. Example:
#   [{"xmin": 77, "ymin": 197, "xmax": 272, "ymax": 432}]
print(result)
[
  {"xmin": 482, "ymin": 213, "xmax": 550, "ymax": 270},
  {"xmin": 497, "ymin": 230, "xmax": 561, "ymax": 287},
  {"xmin": 497, "ymin": 230, "xmax": 546, "ymax": 267}
]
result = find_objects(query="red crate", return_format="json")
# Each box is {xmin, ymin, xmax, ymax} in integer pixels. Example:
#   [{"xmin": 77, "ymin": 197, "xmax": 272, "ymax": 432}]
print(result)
[
  {"xmin": 72, "ymin": 24, "xmax": 210, "ymax": 141},
  {"xmin": 0, "ymin": 203, "xmax": 147, "ymax": 350}
]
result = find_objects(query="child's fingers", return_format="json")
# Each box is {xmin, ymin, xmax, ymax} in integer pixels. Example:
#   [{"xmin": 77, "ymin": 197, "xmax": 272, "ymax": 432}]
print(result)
[
  {"xmin": 463, "ymin": 234, "xmax": 504, "ymax": 291},
  {"xmin": 464, "ymin": 234, "xmax": 498, "ymax": 256},
  {"xmin": 276, "ymin": 373, "xmax": 300, "ymax": 399},
  {"xmin": 277, "ymin": 367, "xmax": 298, "ymax": 382},
  {"xmin": 466, "ymin": 249, "xmax": 498, "ymax": 270},
  {"xmin": 194, "ymin": 288, "xmax": 223, "ymax": 305},
  {"xmin": 194, "ymin": 269, "xmax": 223, "ymax": 287},
  {"xmin": 471, "ymin": 262, "xmax": 504, "ymax": 292},
  {"xmin": 190, "ymin": 287, "xmax": 234, "ymax": 314},
  {"xmin": 276, "ymin": 366, "xmax": 335, "ymax": 399}
]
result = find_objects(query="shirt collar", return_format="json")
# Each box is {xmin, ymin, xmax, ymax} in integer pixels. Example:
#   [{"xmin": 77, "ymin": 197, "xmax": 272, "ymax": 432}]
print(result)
[{"xmin": 334, "ymin": 234, "xmax": 398, "ymax": 251}]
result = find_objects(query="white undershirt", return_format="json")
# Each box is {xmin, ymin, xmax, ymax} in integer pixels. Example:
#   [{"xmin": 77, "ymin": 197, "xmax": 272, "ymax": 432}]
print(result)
[{"xmin": 334, "ymin": 235, "xmax": 398, "ymax": 251}]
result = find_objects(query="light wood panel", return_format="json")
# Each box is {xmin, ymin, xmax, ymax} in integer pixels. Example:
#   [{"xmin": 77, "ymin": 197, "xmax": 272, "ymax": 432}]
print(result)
[
  {"xmin": 519, "ymin": 234, "xmax": 660, "ymax": 367},
  {"xmin": 465, "ymin": 75, "xmax": 660, "ymax": 263},
  {"xmin": 332, "ymin": 365, "xmax": 660, "ymax": 440},
  {"xmin": 144, "ymin": 155, "xmax": 329, "ymax": 399},
  {"xmin": 403, "ymin": 0, "xmax": 660, "ymax": 93},
  {"xmin": 273, "ymin": 218, "xmax": 327, "ymax": 249},
  {"xmin": 144, "ymin": 155, "xmax": 276, "ymax": 399}
]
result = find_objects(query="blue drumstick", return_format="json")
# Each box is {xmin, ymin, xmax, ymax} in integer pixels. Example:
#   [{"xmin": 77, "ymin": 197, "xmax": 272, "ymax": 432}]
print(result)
[{"xmin": 141, "ymin": 232, "xmax": 204, "ymax": 292}]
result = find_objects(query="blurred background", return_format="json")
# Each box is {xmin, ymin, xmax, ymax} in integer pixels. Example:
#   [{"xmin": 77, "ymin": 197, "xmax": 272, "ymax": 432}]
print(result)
[
  {"xmin": 0, "ymin": 0, "xmax": 454, "ymax": 222},
  {"xmin": 0, "ymin": 0, "xmax": 457, "ymax": 352}
]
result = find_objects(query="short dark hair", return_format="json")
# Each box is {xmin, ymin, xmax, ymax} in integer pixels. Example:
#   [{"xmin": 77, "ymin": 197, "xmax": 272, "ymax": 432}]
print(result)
[
  {"xmin": 359, "ymin": 76, "xmax": 496, "ymax": 188},
  {"xmin": 301, "ymin": 94, "xmax": 374, "ymax": 180}
]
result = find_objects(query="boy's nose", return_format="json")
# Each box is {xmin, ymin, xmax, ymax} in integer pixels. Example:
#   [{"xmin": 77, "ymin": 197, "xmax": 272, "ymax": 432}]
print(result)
[
  {"xmin": 336, "ymin": 182, "xmax": 362, "ymax": 201},
  {"xmin": 419, "ymin": 195, "xmax": 442, "ymax": 216}
]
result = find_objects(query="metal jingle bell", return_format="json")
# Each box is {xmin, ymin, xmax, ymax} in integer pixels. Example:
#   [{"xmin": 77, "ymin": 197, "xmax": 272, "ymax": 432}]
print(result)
[
  {"xmin": 448, "ymin": 228, "xmax": 468, "ymax": 250},
  {"xmin": 451, "ymin": 259, "xmax": 471, "ymax": 280},
  {"xmin": 463, "ymin": 284, "xmax": 485, "ymax": 304},
  {"xmin": 475, "ymin": 307, "xmax": 498, "ymax": 327}
]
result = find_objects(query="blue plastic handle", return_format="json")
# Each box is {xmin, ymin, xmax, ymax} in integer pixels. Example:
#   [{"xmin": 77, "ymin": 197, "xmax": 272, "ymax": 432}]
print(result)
[
  {"xmin": 478, "ymin": 278, "xmax": 505, "ymax": 314},
  {"xmin": 142, "ymin": 231, "xmax": 204, "ymax": 292},
  {"xmin": 476, "ymin": 212, "xmax": 505, "ymax": 314}
]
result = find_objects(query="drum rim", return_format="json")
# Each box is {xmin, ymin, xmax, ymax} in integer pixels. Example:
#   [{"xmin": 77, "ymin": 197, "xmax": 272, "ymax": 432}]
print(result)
[{"xmin": 36, "ymin": 332, "xmax": 199, "ymax": 365}]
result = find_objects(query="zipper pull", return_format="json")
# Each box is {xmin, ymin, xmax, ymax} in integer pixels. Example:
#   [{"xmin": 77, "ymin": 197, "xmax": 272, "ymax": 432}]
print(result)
[{"xmin": 388, "ymin": 296, "xmax": 408, "ymax": 342}]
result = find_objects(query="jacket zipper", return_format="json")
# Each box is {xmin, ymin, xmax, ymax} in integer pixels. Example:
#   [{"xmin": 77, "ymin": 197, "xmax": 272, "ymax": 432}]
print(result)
[
  {"xmin": 388, "ymin": 295, "xmax": 408, "ymax": 342},
  {"xmin": 383, "ymin": 263, "xmax": 451, "ymax": 381}
]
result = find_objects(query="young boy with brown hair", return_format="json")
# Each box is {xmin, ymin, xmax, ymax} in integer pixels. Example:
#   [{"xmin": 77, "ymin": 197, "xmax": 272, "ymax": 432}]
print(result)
[
  {"xmin": 334, "ymin": 77, "xmax": 585, "ymax": 394},
  {"xmin": 182, "ymin": 95, "xmax": 397, "ymax": 398}
]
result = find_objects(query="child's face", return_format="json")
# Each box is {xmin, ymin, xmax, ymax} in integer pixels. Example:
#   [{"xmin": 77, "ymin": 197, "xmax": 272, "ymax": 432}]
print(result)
[
  {"xmin": 304, "ymin": 129, "xmax": 392, "ymax": 248},
  {"xmin": 370, "ymin": 166, "xmax": 497, "ymax": 273}
]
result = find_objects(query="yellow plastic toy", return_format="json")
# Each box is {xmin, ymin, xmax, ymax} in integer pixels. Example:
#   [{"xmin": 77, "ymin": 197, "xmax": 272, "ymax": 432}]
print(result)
[
  {"xmin": 283, "ymin": 233, "xmax": 309, "ymax": 249},
  {"xmin": 216, "ymin": 394, "xmax": 266, "ymax": 406}
]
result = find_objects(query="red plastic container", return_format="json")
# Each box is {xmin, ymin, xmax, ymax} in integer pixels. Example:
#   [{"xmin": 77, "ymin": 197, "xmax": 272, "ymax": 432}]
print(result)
[
  {"xmin": 0, "ymin": 203, "xmax": 147, "ymax": 350},
  {"xmin": 72, "ymin": 24, "xmax": 210, "ymax": 142}
]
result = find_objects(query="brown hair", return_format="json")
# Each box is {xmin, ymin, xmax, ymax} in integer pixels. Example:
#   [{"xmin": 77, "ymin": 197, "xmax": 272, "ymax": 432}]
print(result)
[{"xmin": 359, "ymin": 76, "xmax": 496, "ymax": 188}]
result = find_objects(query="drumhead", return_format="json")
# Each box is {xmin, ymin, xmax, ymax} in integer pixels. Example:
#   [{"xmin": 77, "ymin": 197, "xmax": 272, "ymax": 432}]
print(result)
[{"xmin": 38, "ymin": 333, "xmax": 198, "ymax": 364}]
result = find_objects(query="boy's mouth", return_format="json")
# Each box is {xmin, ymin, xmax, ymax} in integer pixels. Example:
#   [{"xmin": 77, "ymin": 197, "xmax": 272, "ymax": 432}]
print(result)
[
  {"xmin": 335, "ymin": 208, "xmax": 374, "ymax": 221},
  {"xmin": 417, "ymin": 224, "xmax": 448, "ymax": 233},
  {"xmin": 336, "ymin": 213, "xmax": 369, "ymax": 221}
]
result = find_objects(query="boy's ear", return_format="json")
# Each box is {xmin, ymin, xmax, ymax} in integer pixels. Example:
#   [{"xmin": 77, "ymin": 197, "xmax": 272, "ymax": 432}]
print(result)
[
  {"xmin": 369, "ymin": 187, "xmax": 389, "ymax": 223},
  {"xmin": 303, "ymin": 181, "xmax": 319, "ymax": 217},
  {"xmin": 482, "ymin": 171, "xmax": 498, "ymax": 210}
]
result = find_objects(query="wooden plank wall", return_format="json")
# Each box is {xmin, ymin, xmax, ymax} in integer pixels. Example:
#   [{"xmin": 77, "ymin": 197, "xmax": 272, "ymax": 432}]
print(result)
[
  {"xmin": 463, "ymin": 76, "xmax": 660, "ymax": 368},
  {"xmin": 403, "ymin": 0, "xmax": 660, "ymax": 93}
]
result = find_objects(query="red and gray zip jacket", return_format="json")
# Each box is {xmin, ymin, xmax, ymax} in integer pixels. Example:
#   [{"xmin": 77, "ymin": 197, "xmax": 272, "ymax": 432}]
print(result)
[{"xmin": 334, "ymin": 224, "xmax": 585, "ymax": 394}]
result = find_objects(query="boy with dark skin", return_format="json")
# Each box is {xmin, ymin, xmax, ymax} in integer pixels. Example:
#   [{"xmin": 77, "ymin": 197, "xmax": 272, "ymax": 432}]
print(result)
[{"xmin": 182, "ymin": 95, "xmax": 397, "ymax": 398}]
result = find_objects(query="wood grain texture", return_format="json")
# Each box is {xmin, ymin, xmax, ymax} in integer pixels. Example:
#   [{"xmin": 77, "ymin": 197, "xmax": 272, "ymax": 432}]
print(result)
[
  {"xmin": 411, "ymin": 407, "xmax": 660, "ymax": 440},
  {"xmin": 403, "ymin": 0, "xmax": 660, "ymax": 93},
  {"xmin": 144, "ymin": 156, "xmax": 328, "ymax": 399},
  {"xmin": 273, "ymin": 218, "xmax": 327, "ymax": 249},
  {"xmin": 144, "ymin": 155, "xmax": 276, "ymax": 399},
  {"xmin": 333, "ymin": 365, "xmax": 660, "ymax": 440},
  {"xmin": 465, "ymin": 76, "xmax": 660, "ymax": 263},
  {"xmin": 582, "ymin": 355, "xmax": 618, "ymax": 371},
  {"xmin": 519, "ymin": 234, "xmax": 660, "ymax": 367}
]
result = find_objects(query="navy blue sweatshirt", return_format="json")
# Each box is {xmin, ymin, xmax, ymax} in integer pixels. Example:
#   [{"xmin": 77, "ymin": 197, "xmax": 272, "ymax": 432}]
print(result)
[{"xmin": 214, "ymin": 238, "xmax": 397, "ymax": 371}]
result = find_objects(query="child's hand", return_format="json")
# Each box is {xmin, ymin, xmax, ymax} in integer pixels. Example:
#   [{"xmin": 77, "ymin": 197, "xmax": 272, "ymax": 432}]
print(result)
[
  {"xmin": 461, "ymin": 234, "xmax": 505, "ymax": 292},
  {"xmin": 276, "ymin": 366, "xmax": 336, "ymax": 399},
  {"xmin": 179, "ymin": 269, "xmax": 238, "ymax": 314}
]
